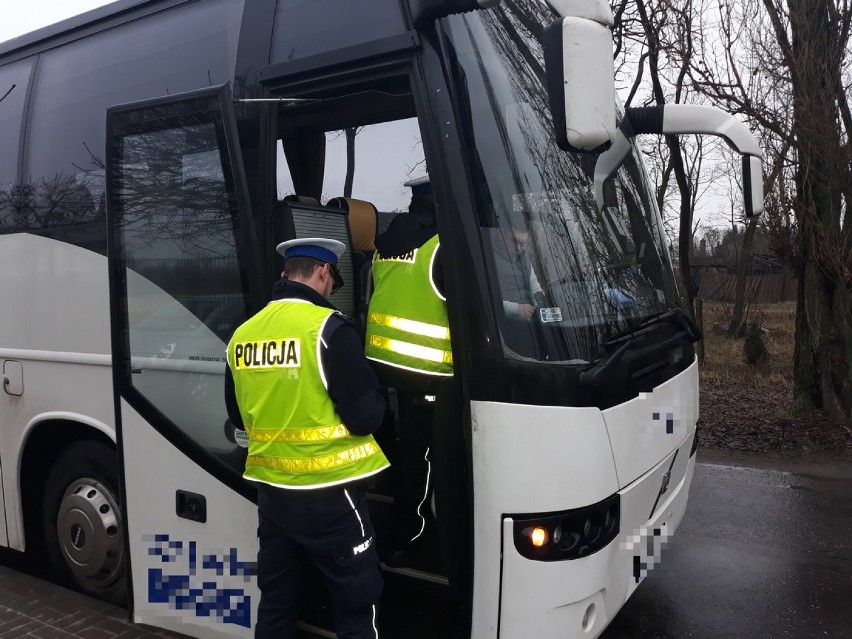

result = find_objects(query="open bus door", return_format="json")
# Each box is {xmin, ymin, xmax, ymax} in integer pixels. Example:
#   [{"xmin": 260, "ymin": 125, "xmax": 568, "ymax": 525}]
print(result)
[{"xmin": 106, "ymin": 83, "xmax": 264, "ymax": 638}]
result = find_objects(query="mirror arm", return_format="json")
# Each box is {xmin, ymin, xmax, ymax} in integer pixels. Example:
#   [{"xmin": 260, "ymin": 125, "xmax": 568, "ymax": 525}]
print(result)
[{"xmin": 592, "ymin": 106, "xmax": 764, "ymax": 218}]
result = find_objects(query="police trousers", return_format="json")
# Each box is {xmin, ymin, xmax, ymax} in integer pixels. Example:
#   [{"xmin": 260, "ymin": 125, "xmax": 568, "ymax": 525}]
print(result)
[
  {"xmin": 390, "ymin": 394, "xmax": 434, "ymax": 550},
  {"xmin": 255, "ymin": 482, "xmax": 382, "ymax": 639}
]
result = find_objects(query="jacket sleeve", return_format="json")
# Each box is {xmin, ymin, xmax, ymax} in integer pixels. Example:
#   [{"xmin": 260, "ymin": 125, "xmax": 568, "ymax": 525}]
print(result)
[
  {"xmin": 224, "ymin": 364, "xmax": 244, "ymax": 430},
  {"xmin": 322, "ymin": 316, "xmax": 387, "ymax": 436}
]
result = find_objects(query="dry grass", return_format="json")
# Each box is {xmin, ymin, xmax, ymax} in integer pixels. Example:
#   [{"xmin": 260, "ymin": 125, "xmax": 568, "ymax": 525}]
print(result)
[
  {"xmin": 696, "ymin": 301, "xmax": 852, "ymax": 459},
  {"xmin": 699, "ymin": 301, "xmax": 795, "ymax": 381}
]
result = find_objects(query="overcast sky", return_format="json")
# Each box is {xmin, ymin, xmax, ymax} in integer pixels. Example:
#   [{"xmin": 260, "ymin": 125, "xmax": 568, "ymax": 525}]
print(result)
[{"xmin": 0, "ymin": 1, "xmax": 116, "ymax": 44}]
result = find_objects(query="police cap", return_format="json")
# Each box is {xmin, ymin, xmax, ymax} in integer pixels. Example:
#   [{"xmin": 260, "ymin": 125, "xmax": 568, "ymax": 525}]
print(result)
[
  {"xmin": 275, "ymin": 238, "xmax": 346, "ymax": 265},
  {"xmin": 403, "ymin": 175, "xmax": 432, "ymax": 195}
]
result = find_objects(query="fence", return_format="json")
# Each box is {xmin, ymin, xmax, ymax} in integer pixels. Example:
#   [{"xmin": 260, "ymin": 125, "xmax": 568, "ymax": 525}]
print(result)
[{"xmin": 697, "ymin": 272, "xmax": 796, "ymax": 304}]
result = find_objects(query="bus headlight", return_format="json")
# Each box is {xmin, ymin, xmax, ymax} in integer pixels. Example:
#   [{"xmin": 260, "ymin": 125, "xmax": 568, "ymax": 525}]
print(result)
[
  {"xmin": 529, "ymin": 526, "xmax": 549, "ymax": 547},
  {"xmin": 511, "ymin": 493, "xmax": 620, "ymax": 561}
]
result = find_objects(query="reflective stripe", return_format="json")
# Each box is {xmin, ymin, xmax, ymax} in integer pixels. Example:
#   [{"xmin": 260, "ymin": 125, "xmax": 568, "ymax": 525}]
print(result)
[
  {"xmin": 368, "ymin": 312, "xmax": 450, "ymax": 340},
  {"xmin": 249, "ymin": 424, "xmax": 350, "ymax": 443},
  {"xmin": 247, "ymin": 442, "xmax": 382, "ymax": 474},
  {"xmin": 410, "ymin": 447, "xmax": 431, "ymax": 543},
  {"xmin": 366, "ymin": 334, "xmax": 453, "ymax": 365},
  {"xmin": 344, "ymin": 488, "xmax": 366, "ymax": 537}
]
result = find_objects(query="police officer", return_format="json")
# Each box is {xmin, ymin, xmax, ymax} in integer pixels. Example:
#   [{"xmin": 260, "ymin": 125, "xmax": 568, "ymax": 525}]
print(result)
[
  {"xmin": 225, "ymin": 238, "xmax": 389, "ymax": 639},
  {"xmin": 364, "ymin": 176, "xmax": 452, "ymax": 566}
]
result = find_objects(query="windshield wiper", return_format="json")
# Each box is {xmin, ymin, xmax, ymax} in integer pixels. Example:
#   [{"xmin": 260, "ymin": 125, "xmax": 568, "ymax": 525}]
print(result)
[
  {"xmin": 602, "ymin": 308, "xmax": 701, "ymax": 347},
  {"xmin": 579, "ymin": 308, "xmax": 702, "ymax": 392}
]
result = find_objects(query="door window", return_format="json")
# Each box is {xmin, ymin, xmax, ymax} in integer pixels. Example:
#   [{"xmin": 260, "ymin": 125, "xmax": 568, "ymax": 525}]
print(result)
[{"xmin": 110, "ymin": 87, "xmax": 256, "ymax": 474}]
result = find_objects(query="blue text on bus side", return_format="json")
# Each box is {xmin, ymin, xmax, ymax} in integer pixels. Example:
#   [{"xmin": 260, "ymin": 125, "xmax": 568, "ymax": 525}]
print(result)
[{"xmin": 143, "ymin": 533, "xmax": 257, "ymax": 628}]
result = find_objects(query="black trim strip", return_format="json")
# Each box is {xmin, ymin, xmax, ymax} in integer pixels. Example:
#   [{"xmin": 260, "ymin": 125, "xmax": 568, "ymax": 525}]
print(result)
[
  {"xmin": 742, "ymin": 155, "xmax": 754, "ymax": 217},
  {"xmin": 15, "ymin": 55, "xmax": 40, "ymax": 186},
  {"xmin": 625, "ymin": 106, "xmax": 665, "ymax": 135},
  {"xmin": 648, "ymin": 449, "xmax": 679, "ymax": 520},
  {"xmin": 258, "ymin": 32, "xmax": 421, "ymax": 83}
]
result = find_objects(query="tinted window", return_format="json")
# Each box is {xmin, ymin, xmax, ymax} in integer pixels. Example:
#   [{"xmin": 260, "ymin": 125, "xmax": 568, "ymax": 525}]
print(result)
[
  {"xmin": 0, "ymin": 58, "xmax": 35, "ymax": 232},
  {"xmin": 20, "ymin": 0, "xmax": 241, "ymax": 253},
  {"xmin": 271, "ymin": 0, "xmax": 405, "ymax": 63},
  {"xmin": 0, "ymin": 58, "xmax": 33, "ymax": 183}
]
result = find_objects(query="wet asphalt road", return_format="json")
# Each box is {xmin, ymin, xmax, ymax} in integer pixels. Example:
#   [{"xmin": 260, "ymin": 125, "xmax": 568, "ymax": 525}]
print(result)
[{"xmin": 601, "ymin": 451, "xmax": 852, "ymax": 639}]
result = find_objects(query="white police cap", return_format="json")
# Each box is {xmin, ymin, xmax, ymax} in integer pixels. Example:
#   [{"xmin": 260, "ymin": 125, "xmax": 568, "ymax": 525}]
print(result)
[
  {"xmin": 275, "ymin": 237, "xmax": 346, "ymax": 265},
  {"xmin": 404, "ymin": 175, "xmax": 433, "ymax": 195}
]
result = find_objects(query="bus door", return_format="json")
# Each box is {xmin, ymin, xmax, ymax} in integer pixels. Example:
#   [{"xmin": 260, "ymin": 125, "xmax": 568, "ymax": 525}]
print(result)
[{"xmin": 106, "ymin": 84, "xmax": 263, "ymax": 638}]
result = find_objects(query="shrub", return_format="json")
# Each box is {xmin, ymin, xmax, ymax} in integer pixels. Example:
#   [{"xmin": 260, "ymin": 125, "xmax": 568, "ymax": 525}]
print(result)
[{"xmin": 743, "ymin": 319, "xmax": 770, "ymax": 368}]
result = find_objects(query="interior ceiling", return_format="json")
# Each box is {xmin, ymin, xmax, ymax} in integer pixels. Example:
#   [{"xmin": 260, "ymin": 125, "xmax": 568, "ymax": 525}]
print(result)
[{"xmin": 276, "ymin": 76, "xmax": 416, "ymax": 134}]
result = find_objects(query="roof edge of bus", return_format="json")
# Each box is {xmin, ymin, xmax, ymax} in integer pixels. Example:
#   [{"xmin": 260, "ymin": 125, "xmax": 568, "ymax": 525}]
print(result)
[{"xmin": 0, "ymin": 0, "xmax": 195, "ymax": 61}]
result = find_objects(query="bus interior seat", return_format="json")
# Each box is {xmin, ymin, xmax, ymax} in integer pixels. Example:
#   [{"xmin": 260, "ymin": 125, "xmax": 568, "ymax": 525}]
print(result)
[
  {"xmin": 283, "ymin": 194, "xmax": 320, "ymax": 206},
  {"xmin": 326, "ymin": 196, "xmax": 378, "ymax": 334},
  {"xmin": 278, "ymin": 196, "xmax": 356, "ymax": 318}
]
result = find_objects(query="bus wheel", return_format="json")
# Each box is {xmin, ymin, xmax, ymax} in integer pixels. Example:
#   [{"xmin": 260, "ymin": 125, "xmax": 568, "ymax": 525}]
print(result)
[{"xmin": 42, "ymin": 440, "xmax": 127, "ymax": 606}]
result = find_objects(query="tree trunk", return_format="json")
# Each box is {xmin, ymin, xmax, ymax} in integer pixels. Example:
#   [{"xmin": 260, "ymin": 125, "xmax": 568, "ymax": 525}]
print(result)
[
  {"xmin": 634, "ymin": 0, "xmax": 696, "ymax": 321},
  {"xmin": 729, "ymin": 216, "xmax": 758, "ymax": 336},
  {"xmin": 789, "ymin": 0, "xmax": 852, "ymax": 419},
  {"xmin": 344, "ymin": 127, "xmax": 356, "ymax": 198}
]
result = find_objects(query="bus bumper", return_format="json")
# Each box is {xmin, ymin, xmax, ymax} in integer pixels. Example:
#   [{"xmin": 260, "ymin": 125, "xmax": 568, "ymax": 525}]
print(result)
[{"xmin": 496, "ymin": 441, "xmax": 696, "ymax": 639}]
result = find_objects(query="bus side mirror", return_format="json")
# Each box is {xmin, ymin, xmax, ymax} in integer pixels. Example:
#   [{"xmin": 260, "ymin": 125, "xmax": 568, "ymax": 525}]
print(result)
[
  {"xmin": 543, "ymin": 1, "xmax": 616, "ymax": 152},
  {"xmin": 408, "ymin": 0, "xmax": 501, "ymax": 28},
  {"xmin": 742, "ymin": 155, "xmax": 763, "ymax": 218}
]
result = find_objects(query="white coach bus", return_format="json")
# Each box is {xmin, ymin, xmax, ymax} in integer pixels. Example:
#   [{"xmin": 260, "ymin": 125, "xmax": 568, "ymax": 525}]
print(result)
[{"xmin": 0, "ymin": 0, "xmax": 762, "ymax": 636}]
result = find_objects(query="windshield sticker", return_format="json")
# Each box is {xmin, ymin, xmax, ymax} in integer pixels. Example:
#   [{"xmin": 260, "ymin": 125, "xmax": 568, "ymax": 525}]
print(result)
[
  {"xmin": 143, "ymin": 534, "xmax": 256, "ymax": 628},
  {"xmin": 539, "ymin": 307, "xmax": 563, "ymax": 323}
]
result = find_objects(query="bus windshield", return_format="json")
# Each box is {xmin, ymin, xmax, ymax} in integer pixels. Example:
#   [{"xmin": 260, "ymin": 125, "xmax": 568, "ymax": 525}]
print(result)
[{"xmin": 443, "ymin": 1, "xmax": 680, "ymax": 364}]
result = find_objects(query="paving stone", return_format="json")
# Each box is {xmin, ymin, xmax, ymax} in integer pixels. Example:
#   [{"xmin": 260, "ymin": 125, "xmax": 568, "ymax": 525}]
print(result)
[
  {"xmin": 0, "ymin": 566, "xmax": 189, "ymax": 639},
  {"xmin": 26, "ymin": 626, "xmax": 77, "ymax": 639}
]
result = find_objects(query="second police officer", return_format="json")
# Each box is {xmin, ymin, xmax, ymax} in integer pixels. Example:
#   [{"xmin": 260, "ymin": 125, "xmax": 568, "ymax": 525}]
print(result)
[{"xmin": 364, "ymin": 176, "xmax": 453, "ymax": 566}]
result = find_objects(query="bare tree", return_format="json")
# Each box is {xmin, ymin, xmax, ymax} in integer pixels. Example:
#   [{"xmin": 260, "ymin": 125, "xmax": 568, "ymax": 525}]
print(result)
[{"xmin": 667, "ymin": 0, "xmax": 852, "ymax": 418}]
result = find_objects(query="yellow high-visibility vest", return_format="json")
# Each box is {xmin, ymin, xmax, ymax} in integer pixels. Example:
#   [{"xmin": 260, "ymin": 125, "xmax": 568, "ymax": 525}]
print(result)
[
  {"xmin": 365, "ymin": 234, "xmax": 453, "ymax": 376},
  {"xmin": 227, "ymin": 300, "xmax": 389, "ymax": 489}
]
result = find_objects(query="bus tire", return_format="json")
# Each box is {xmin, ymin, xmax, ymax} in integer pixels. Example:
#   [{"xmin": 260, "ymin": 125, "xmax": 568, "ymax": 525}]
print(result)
[{"xmin": 42, "ymin": 440, "xmax": 127, "ymax": 606}]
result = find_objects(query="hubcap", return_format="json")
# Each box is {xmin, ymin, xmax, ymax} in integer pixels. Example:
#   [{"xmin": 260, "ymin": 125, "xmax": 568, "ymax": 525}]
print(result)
[{"xmin": 56, "ymin": 478, "xmax": 124, "ymax": 588}]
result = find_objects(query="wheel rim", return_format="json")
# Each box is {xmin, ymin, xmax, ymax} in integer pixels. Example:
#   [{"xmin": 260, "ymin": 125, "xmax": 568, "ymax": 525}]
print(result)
[{"xmin": 56, "ymin": 477, "xmax": 124, "ymax": 588}]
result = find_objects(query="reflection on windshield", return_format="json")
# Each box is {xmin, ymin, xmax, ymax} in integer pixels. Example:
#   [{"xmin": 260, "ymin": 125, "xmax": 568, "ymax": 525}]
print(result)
[{"xmin": 445, "ymin": 1, "xmax": 679, "ymax": 363}]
